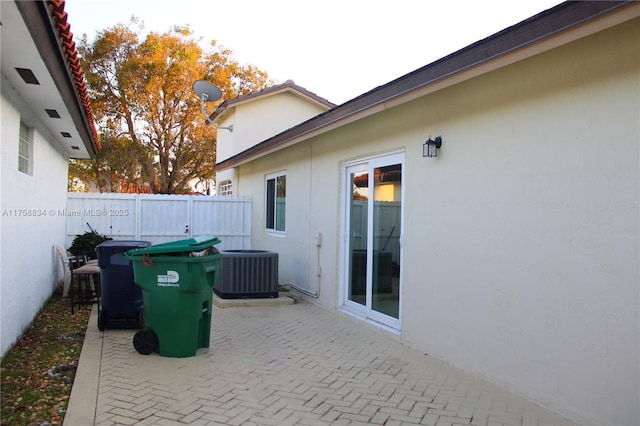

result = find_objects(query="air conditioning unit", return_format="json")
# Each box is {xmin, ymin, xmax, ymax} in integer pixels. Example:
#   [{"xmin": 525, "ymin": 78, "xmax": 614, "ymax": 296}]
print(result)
[{"xmin": 214, "ymin": 250, "xmax": 279, "ymax": 299}]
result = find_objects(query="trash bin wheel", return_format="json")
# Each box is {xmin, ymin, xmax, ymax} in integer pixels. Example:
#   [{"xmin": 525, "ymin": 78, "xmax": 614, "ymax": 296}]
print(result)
[
  {"xmin": 133, "ymin": 328, "xmax": 157, "ymax": 355},
  {"xmin": 137, "ymin": 308, "xmax": 145, "ymax": 329},
  {"xmin": 97, "ymin": 310, "xmax": 106, "ymax": 331}
]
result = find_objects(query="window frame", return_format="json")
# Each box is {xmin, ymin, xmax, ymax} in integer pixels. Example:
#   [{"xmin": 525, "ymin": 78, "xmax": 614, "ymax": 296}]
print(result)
[
  {"xmin": 219, "ymin": 180, "xmax": 233, "ymax": 196},
  {"xmin": 18, "ymin": 121, "xmax": 33, "ymax": 175},
  {"xmin": 265, "ymin": 171, "xmax": 286, "ymax": 234}
]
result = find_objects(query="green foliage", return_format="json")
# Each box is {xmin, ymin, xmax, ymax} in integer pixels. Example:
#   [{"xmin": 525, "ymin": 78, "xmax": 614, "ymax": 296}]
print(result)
[{"xmin": 68, "ymin": 231, "xmax": 112, "ymax": 259}]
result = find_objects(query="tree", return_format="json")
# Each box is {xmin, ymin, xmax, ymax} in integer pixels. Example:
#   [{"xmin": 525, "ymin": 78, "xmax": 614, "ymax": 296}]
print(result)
[
  {"xmin": 68, "ymin": 131, "xmax": 146, "ymax": 193},
  {"xmin": 73, "ymin": 21, "xmax": 272, "ymax": 194}
]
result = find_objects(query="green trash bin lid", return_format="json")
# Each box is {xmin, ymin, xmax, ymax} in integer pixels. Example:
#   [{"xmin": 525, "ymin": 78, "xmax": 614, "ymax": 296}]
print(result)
[{"xmin": 126, "ymin": 235, "xmax": 221, "ymax": 256}]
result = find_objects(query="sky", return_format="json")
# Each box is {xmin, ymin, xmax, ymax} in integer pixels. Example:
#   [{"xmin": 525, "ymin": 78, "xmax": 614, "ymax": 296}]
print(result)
[{"xmin": 64, "ymin": 0, "xmax": 563, "ymax": 105}]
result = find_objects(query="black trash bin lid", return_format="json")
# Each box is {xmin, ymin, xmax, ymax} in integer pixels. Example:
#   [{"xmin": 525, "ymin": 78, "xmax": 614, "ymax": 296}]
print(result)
[{"xmin": 97, "ymin": 240, "xmax": 151, "ymax": 250}]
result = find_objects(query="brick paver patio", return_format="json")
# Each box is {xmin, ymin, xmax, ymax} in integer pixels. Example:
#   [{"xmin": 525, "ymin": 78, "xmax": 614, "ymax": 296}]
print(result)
[{"xmin": 65, "ymin": 297, "xmax": 573, "ymax": 425}]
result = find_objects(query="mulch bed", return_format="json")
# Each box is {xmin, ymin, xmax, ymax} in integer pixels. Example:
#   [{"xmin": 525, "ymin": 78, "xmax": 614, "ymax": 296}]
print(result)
[{"xmin": 1, "ymin": 292, "xmax": 91, "ymax": 426}]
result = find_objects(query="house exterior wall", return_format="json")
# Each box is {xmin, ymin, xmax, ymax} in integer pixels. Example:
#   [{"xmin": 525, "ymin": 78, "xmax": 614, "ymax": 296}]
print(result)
[
  {"xmin": 240, "ymin": 140, "xmax": 322, "ymax": 294},
  {"xmin": 1, "ymin": 91, "xmax": 69, "ymax": 357},
  {"xmin": 397, "ymin": 20, "xmax": 638, "ymax": 425},
  {"xmin": 216, "ymin": 92, "xmax": 331, "ymax": 195},
  {"xmin": 234, "ymin": 19, "xmax": 639, "ymax": 425},
  {"xmin": 217, "ymin": 92, "xmax": 331, "ymax": 164}
]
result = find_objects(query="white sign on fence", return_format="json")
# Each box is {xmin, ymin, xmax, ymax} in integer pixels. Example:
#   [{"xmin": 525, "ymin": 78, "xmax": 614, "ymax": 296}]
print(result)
[{"xmin": 66, "ymin": 193, "xmax": 252, "ymax": 250}]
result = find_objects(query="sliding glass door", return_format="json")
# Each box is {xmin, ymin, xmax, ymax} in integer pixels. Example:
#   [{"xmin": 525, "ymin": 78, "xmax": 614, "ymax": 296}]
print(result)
[{"xmin": 343, "ymin": 152, "xmax": 403, "ymax": 330}]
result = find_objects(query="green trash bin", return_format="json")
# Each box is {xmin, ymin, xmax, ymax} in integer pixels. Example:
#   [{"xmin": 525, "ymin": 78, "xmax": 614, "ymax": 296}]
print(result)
[{"xmin": 125, "ymin": 235, "xmax": 222, "ymax": 358}]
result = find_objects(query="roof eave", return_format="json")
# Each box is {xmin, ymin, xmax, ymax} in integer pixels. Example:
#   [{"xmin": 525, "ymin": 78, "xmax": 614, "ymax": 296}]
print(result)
[
  {"xmin": 216, "ymin": 1, "xmax": 636, "ymax": 171},
  {"xmin": 208, "ymin": 81, "xmax": 336, "ymax": 124},
  {"xmin": 16, "ymin": 0, "xmax": 99, "ymax": 158}
]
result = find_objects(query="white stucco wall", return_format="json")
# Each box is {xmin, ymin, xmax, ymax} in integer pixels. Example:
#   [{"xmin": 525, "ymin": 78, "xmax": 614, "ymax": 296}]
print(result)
[
  {"xmin": 1, "ymin": 91, "xmax": 69, "ymax": 357},
  {"xmin": 235, "ymin": 19, "xmax": 639, "ymax": 425}
]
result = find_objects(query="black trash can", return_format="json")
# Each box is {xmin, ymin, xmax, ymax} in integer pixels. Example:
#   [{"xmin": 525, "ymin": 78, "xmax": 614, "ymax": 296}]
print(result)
[{"xmin": 96, "ymin": 240, "xmax": 151, "ymax": 330}]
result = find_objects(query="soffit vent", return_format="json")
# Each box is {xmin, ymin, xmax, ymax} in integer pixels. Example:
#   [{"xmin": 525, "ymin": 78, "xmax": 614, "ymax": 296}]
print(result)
[
  {"xmin": 46, "ymin": 109, "xmax": 61, "ymax": 118},
  {"xmin": 15, "ymin": 68, "xmax": 40, "ymax": 85}
]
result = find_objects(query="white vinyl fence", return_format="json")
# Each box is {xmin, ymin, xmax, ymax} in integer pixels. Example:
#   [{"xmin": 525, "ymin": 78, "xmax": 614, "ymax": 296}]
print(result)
[
  {"xmin": 66, "ymin": 193, "xmax": 251, "ymax": 250},
  {"xmin": 351, "ymin": 201, "xmax": 401, "ymax": 265}
]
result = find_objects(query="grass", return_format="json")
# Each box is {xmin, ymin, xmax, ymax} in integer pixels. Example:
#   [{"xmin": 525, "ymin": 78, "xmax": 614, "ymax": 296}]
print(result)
[{"xmin": 1, "ymin": 292, "xmax": 90, "ymax": 426}]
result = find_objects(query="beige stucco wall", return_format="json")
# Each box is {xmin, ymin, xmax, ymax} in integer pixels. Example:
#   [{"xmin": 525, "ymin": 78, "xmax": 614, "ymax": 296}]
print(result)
[
  {"xmin": 398, "ymin": 20, "xmax": 638, "ymax": 426},
  {"xmin": 235, "ymin": 19, "xmax": 639, "ymax": 425},
  {"xmin": 216, "ymin": 91, "xmax": 331, "ymax": 194},
  {"xmin": 217, "ymin": 91, "xmax": 331, "ymax": 163}
]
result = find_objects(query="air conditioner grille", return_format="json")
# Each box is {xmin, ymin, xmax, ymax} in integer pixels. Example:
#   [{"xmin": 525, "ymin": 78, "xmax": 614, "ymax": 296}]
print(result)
[{"xmin": 215, "ymin": 250, "xmax": 279, "ymax": 299}]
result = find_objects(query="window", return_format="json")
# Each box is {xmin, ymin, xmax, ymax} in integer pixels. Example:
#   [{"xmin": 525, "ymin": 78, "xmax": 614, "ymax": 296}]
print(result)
[
  {"xmin": 18, "ymin": 121, "xmax": 32, "ymax": 175},
  {"xmin": 266, "ymin": 172, "xmax": 286, "ymax": 232},
  {"xmin": 219, "ymin": 180, "xmax": 233, "ymax": 196}
]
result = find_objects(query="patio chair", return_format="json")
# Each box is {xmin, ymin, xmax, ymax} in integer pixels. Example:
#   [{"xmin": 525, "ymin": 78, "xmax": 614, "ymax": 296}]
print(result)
[
  {"xmin": 55, "ymin": 245, "xmax": 101, "ymax": 313},
  {"xmin": 56, "ymin": 245, "xmax": 76, "ymax": 297}
]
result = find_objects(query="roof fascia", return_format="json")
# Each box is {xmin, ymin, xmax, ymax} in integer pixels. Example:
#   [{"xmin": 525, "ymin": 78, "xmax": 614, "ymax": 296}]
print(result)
[
  {"xmin": 216, "ymin": 1, "xmax": 636, "ymax": 171},
  {"xmin": 209, "ymin": 83, "xmax": 335, "ymax": 124}
]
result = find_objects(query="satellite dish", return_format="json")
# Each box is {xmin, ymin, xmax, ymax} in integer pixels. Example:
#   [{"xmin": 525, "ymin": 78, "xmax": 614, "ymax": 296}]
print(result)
[
  {"xmin": 192, "ymin": 80, "xmax": 222, "ymax": 102},
  {"xmin": 192, "ymin": 80, "xmax": 233, "ymax": 132}
]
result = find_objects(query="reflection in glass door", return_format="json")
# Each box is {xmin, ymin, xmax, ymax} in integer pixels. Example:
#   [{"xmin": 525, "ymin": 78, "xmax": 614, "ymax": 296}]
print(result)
[
  {"xmin": 344, "ymin": 153, "xmax": 403, "ymax": 330},
  {"xmin": 348, "ymin": 167, "xmax": 369, "ymax": 307}
]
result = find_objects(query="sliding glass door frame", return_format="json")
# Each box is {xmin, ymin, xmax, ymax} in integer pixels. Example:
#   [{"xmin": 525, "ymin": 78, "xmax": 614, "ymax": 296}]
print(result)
[{"xmin": 340, "ymin": 151, "xmax": 404, "ymax": 331}]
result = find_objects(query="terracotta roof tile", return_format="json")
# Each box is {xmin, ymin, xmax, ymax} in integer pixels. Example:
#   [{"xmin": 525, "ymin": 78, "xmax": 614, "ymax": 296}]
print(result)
[{"xmin": 47, "ymin": 0, "xmax": 100, "ymax": 151}]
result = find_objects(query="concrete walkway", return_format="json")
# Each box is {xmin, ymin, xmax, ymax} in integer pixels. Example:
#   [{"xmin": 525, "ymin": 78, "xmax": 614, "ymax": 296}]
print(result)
[{"xmin": 65, "ymin": 296, "xmax": 573, "ymax": 426}]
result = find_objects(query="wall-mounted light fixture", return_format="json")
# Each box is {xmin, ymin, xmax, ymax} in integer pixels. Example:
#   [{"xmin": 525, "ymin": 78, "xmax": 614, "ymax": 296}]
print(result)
[
  {"xmin": 423, "ymin": 136, "xmax": 442, "ymax": 158},
  {"xmin": 192, "ymin": 80, "xmax": 233, "ymax": 132}
]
